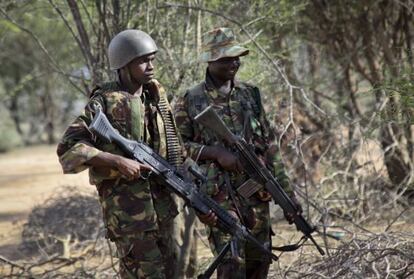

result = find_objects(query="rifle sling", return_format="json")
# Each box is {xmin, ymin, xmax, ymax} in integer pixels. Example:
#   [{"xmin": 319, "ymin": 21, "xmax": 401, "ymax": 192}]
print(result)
[
  {"xmin": 271, "ymin": 235, "xmax": 307, "ymax": 252},
  {"xmin": 224, "ymin": 171, "xmax": 245, "ymax": 227}
]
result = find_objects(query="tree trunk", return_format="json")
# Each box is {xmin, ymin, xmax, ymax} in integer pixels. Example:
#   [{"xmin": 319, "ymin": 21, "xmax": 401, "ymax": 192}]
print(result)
[
  {"xmin": 43, "ymin": 78, "xmax": 56, "ymax": 144},
  {"xmin": 9, "ymin": 94, "xmax": 23, "ymax": 136}
]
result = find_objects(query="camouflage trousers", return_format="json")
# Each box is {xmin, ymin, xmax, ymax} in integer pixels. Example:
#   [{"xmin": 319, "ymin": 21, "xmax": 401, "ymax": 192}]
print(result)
[
  {"xmin": 207, "ymin": 201, "xmax": 271, "ymax": 279},
  {"xmin": 96, "ymin": 179, "xmax": 178, "ymax": 278},
  {"xmin": 114, "ymin": 219, "xmax": 177, "ymax": 279}
]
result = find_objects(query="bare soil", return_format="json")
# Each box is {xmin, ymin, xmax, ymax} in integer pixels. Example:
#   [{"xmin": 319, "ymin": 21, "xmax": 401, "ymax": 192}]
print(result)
[
  {"xmin": 0, "ymin": 145, "xmax": 93, "ymax": 260},
  {"xmin": 0, "ymin": 145, "xmax": 412, "ymax": 278},
  {"xmin": 0, "ymin": 145, "xmax": 309, "ymax": 274}
]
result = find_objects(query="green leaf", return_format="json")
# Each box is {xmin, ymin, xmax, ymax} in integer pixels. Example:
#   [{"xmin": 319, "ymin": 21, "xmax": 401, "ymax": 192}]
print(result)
[{"xmin": 0, "ymin": 19, "xmax": 21, "ymax": 33}]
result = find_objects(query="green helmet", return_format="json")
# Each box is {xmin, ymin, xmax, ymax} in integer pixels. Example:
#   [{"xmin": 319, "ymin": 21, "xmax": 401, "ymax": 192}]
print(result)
[{"xmin": 108, "ymin": 29, "xmax": 158, "ymax": 70}]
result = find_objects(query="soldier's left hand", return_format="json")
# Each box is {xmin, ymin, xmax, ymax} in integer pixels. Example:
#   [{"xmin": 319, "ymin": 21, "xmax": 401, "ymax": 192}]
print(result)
[{"xmin": 284, "ymin": 195, "xmax": 303, "ymax": 224}]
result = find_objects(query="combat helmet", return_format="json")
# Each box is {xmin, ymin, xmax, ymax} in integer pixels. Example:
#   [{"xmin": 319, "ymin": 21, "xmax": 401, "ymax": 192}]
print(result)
[
  {"xmin": 200, "ymin": 27, "xmax": 249, "ymax": 62},
  {"xmin": 108, "ymin": 29, "xmax": 158, "ymax": 70}
]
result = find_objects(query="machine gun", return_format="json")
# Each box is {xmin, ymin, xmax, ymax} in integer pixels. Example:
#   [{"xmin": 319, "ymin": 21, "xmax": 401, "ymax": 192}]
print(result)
[
  {"xmin": 88, "ymin": 109, "xmax": 278, "ymax": 278},
  {"xmin": 195, "ymin": 106, "xmax": 325, "ymax": 256}
]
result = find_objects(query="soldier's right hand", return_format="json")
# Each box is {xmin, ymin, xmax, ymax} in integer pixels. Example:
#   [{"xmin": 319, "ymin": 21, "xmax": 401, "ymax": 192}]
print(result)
[
  {"xmin": 205, "ymin": 147, "xmax": 243, "ymax": 173},
  {"xmin": 199, "ymin": 146, "xmax": 243, "ymax": 173},
  {"xmin": 197, "ymin": 210, "xmax": 218, "ymax": 227},
  {"xmin": 216, "ymin": 150, "xmax": 243, "ymax": 173},
  {"xmin": 114, "ymin": 156, "xmax": 153, "ymax": 180}
]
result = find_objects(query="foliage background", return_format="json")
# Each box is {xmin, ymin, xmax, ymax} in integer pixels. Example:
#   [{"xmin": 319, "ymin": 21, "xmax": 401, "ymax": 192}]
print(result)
[{"xmin": 0, "ymin": 0, "xmax": 413, "ymax": 278}]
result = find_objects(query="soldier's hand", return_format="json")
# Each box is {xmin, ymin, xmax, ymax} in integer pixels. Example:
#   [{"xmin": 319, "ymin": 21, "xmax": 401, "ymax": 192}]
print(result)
[
  {"xmin": 197, "ymin": 210, "xmax": 218, "ymax": 227},
  {"xmin": 284, "ymin": 195, "xmax": 303, "ymax": 224},
  {"xmin": 115, "ymin": 156, "xmax": 153, "ymax": 180},
  {"xmin": 215, "ymin": 148, "xmax": 243, "ymax": 173},
  {"xmin": 199, "ymin": 146, "xmax": 243, "ymax": 173}
]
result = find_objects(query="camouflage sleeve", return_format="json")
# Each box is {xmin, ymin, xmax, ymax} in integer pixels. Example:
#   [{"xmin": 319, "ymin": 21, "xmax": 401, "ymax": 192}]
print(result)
[
  {"xmin": 255, "ymin": 87, "xmax": 293, "ymax": 195},
  {"xmin": 173, "ymin": 93, "xmax": 204, "ymax": 161},
  {"xmin": 56, "ymin": 97, "xmax": 103, "ymax": 174}
]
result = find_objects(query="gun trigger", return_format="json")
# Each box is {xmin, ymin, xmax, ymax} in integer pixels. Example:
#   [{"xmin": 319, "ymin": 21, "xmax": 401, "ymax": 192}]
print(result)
[{"xmin": 140, "ymin": 170, "xmax": 152, "ymax": 180}]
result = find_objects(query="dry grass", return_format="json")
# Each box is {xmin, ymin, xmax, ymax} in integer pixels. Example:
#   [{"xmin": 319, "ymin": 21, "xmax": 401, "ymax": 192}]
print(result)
[{"xmin": 0, "ymin": 145, "xmax": 413, "ymax": 278}]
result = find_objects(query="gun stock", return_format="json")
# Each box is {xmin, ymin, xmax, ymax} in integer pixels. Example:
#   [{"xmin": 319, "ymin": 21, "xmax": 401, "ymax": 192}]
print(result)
[{"xmin": 194, "ymin": 106, "xmax": 238, "ymax": 144}]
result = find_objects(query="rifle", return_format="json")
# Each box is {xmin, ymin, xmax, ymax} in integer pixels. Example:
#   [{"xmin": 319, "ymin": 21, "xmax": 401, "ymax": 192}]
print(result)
[
  {"xmin": 195, "ymin": 106, "xmax": 325, "ymax": 256},
  {"xmin": 88, "ymin": 109, "xmax": 278, "ymax": 277}
]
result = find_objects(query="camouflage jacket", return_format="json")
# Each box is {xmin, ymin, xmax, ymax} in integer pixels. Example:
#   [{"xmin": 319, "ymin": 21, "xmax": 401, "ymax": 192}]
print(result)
[
  {"xmin": 175, "ymin": 72, "xmax": 292, "ymax": 209},
  {"xmin": 57, "ymin": 80, "xmax": 179, "ymax": 238}
]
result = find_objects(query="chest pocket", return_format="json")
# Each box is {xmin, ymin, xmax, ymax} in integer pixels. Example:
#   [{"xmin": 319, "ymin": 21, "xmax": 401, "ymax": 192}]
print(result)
[
  {"xmin": 239, "ymin": 89, "xmax": 263, "ymax": 141},
  {"xmin": 103, "ymin": 93, "xmax": 130, "ymax": 136},
  {"xmin": 250, "ymin": 116, "xmax": 263, "ymax": 137}
]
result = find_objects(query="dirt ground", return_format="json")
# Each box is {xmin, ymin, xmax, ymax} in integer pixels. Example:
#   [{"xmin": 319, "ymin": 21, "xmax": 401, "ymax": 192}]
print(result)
[
  {"xmin": 0, "ymin": 145, "xmax": 310, "ymax": 273},
  {"xmin": 0, "ymin": 145, "xmax": 93, "ymax": 260},
  {"xmin": 1, "ymin": 145, "xmax": 412, "ymax": 278}
]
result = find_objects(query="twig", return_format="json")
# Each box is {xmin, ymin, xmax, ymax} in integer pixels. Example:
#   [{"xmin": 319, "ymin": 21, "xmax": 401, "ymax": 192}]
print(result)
[
  {"xmin": 0, "ymin": 7, "xmax": 85, "ymax": 95},
  {"xmin": 384, "ymin": 208, "xmax": 409, "ymax": 232}
]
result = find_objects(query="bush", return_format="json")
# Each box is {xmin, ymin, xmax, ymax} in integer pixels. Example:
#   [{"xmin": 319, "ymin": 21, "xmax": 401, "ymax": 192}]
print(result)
[
  {"xmin": 0, "ymin": 106, "xmax": 22, "ymax": 152},
  {"xmin": 20, "ymin": 186, "xmax": 104, "ymax": 257}
]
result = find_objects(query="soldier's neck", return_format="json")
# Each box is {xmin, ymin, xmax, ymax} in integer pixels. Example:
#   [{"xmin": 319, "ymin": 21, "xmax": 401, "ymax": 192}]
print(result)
[
  {"xmin": 118, "ymin": 68, "xmax": 143, "ymax": 96},
  {"xmin": 128, "ymin": 83, "xmax": 143, "ymax": 96},
  {"xmin": 119, "ymin": 76, "xmax": 143, "ymax": 96},
  {"xmin": 210, "ymin": 75, "xmax": 232, "ymax": 94}
]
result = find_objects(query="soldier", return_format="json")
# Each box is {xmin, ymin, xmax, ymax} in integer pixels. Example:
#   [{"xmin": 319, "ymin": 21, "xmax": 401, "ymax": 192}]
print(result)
[
  {"xmin": 175, "ymin": 27, "xmax": 302, "ymax": 279},
  {"xmin": 57, "ymin": 30, "xmax": 182, "ymax": 278}
]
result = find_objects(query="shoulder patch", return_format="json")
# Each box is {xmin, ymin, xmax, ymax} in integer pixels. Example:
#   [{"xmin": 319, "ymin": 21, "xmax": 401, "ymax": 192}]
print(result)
[
  {"xmin": 237, "ymin": 81, "xmax": 262, "ymax": 117},
  {"xmin": 90, "ymin": 82, "xmax": 124, "ymax": 99},
  {"xmin": 185, "ymin": 82, "xmax": 210, "ymax": 119},
  {"xmin": 187, "ymin": 82, "xmax": 206, "ymax": 97},
  {"xmin": 101, "ymin": 90, "xmax": 129, "ymax": 99},
  {"xmin": 235, "ymin": 80, "xmax": 255, "ymax": 90}
]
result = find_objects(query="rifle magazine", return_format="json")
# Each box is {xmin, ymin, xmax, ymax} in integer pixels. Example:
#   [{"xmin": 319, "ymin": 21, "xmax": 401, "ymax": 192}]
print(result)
[{"xmin": 236, "ymin": 178, "xmax": 263, "ymax": 199}]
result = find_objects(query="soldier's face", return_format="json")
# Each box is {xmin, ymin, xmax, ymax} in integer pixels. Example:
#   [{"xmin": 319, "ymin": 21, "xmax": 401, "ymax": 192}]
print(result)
[
  {"xmin": 208, "ymin": 56, "xmax": 241, "ymax": 81},
  {"xmin": 128, "ymin": 53, "xmax": 156, "ymax": 85}
]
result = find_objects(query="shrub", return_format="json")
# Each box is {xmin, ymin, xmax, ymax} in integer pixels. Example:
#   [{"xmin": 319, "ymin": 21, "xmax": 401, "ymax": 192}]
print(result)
[{"xmin": 0, "ymin": 106, "xmax": 22, "ymax": 152}]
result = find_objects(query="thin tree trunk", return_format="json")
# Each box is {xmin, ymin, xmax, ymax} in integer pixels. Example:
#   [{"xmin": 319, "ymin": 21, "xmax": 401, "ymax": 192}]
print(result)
[
  {"xmin": 67, "ymin": 0, "xmax": 98, "ymax": 85},
  {"xmin": 9, "ymin": 95, "xmax": 23, "ymax": 136},
  {"xmin": 43, "ymin": 78, "xmax": 56, "ymax": 144}
]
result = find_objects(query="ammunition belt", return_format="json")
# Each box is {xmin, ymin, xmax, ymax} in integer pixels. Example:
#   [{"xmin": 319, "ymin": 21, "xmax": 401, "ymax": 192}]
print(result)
[{"xmin": 157, "ymin": 97, "xmax": 182, "ymax": 168}]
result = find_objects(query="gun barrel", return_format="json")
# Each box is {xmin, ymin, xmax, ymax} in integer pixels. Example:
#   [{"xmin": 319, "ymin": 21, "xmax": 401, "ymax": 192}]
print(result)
[{"xmin": 194, "ymin": 106, "xmax": 237, "ymax": 144}]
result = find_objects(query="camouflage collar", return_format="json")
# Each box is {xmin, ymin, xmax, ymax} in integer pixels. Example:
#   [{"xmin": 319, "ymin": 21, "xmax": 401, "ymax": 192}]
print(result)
[{"xmin": 114, "ymin": 77, "xmax": 148, "ymax": 100}]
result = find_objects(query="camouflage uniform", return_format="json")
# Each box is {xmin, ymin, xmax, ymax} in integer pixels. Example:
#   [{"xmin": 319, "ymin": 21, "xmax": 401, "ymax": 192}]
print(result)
[
  {"xmin": 57, "ymin": 80, "xmax": 179, "ymax": 278},
  {"xmin": 175, "ymin": 28, "xmax": 293, "ymax": 279}
]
